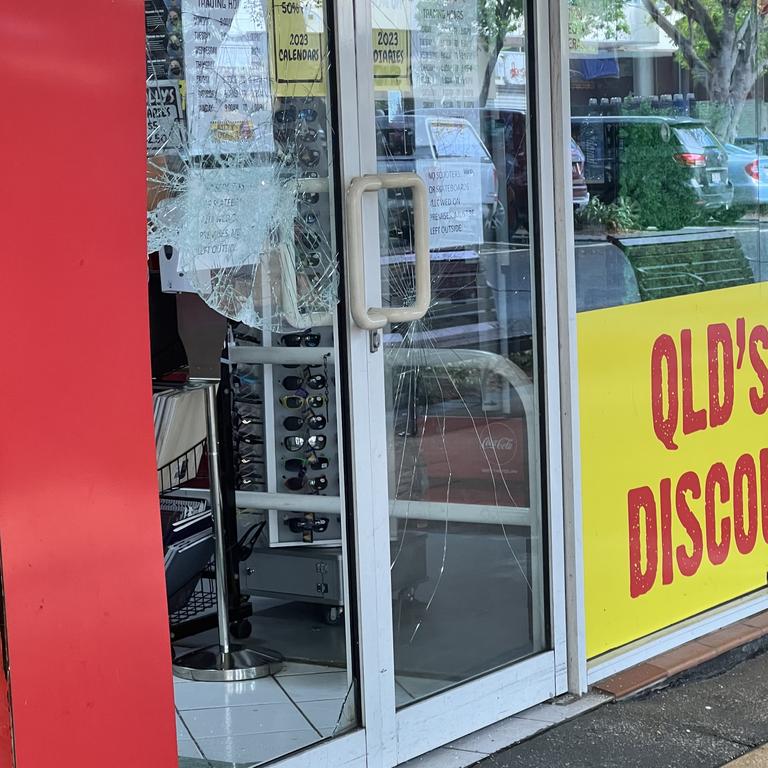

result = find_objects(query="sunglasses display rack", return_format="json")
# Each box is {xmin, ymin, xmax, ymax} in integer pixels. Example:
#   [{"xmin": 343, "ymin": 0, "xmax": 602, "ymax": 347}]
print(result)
[
  {"xmin": 227, "ymin": 323, "xmax": 342, "ymax": 548},
  {"xmin": 275, "ymin": 94, "xmax": 336, "ymax": 329},
  {"xmin": 274, "ymin": 97, "xmax": 328, "ymax": 181}
]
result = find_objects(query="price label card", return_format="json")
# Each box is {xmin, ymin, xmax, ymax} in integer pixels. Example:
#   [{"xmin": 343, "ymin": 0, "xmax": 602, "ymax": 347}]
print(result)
[
  {"xmin": 270, "ymin": 0, "xmax": 326, "ymax": 96},
  {"xmin": 372, "ymin": 28, "xmax": 411, "ymax": 91}
]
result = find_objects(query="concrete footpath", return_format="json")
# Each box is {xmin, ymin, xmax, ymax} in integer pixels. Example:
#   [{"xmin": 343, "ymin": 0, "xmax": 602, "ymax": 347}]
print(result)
[
  {"xmin": 726, "ymin": 744, "xmax": 768, "ymax": 767},
  {"xmin": 471, "ymin": 641, "xmax": 768, "ymax": 768}
]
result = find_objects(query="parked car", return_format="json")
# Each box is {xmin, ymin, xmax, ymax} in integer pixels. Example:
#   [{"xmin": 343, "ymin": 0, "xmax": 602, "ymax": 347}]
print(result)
[
  {"xmin": 734, "ymin": 136, "xmax": 768, "ymax": 156},
  {"xmin": 725, "ymin": 142, "xmax": 768, "ymax": 206},
  {"xmin": 487, "ymin": 109, "xmax": 588, "ymax": 236},
  {"xmin": 571, "ymin": 116, "xmax": 733, "ymax": 212}
]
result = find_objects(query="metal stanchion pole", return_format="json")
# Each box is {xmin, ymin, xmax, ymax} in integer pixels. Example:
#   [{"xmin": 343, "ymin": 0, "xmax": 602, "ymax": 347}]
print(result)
[{"xmin": 173, "ymin": 381, "xmax": 283, "ymax": 682}]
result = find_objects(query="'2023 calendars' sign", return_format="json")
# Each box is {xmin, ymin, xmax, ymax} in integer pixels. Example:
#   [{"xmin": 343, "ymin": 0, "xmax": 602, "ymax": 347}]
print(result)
[{"xmin": 579, "ymin": 282, "xmax": 768, "ymax": 658}]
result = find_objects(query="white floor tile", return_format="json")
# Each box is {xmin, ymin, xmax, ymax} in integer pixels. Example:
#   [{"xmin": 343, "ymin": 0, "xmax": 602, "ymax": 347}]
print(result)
[
  {"xmin": 174, "ymin": 676, "xmax": 292, "ymax": 710},
  {"xmin": 296, "ymin": 698, "xmax": 346, "ymax": 730},
  {"xmin": 420, "ymin": 692, "xmax": 613, "ymax": 760},
  {"xmin": 395, "ymin": 675, "xmax": 447, "ymax": 701},
  {"xmin": 516, "ymin": 693, "xmax": 610, "ymax": 724},
  {"xmin": 396, "ymin": 681, "xmax": 414, "ymax": 707},
  {"xmin": 196, "ymin": 729, "xmax": 320, "ymax": 764},
  {"xmin": 182, "ymin": 701, "xmax": 311, "ymax": 739},
  {"xmin": 276, "ymin": 662, "xmax": 344, "ymax": 677},
  {"xmin": 176, "ymin": 714, "xmax": 190, "ymax": 740},
  {"xmin": 446, "ymin": 716, "xmax": 548, "ymax": 755},
  {"xmin": 278, "ymin": 671, "xmax": 352, "ymax": 703},
  {"xmin": 177, "ymin": 740, "xmax": 204, "ymax": 759}
]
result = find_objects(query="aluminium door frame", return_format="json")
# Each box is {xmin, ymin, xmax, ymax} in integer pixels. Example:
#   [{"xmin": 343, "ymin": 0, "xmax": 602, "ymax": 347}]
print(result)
[
  {"xmin": 267, "ymin": 0, "xmax": 587, "ymax": 765},
  {"xmin": 340, "ymin": 0, "xmax": 578, "ymax": 763}
]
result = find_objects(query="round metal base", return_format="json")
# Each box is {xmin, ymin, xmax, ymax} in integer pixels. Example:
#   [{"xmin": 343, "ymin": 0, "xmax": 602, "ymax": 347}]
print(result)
[{"xmin": 173, "ymin": 645, "xmax": 284, "ymax": 682}]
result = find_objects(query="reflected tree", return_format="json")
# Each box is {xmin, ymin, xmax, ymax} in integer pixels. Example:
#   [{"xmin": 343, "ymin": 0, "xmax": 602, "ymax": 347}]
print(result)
[
  {"xmin": 479, "ymin": 0, "xmax": 768, "ymax": 141},
  {"xmin": 639, "ymin": 0, "xmax": 768, "ymax": 140}
]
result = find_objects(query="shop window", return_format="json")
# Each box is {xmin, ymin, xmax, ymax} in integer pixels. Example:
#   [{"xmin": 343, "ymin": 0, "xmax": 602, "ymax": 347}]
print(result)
[{"xmin": 569, "ymin": 0, "xmax": 768, "ymax": 660}]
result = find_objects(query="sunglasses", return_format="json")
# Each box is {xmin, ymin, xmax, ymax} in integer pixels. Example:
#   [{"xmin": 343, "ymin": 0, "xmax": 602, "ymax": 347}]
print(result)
[
  {"xmin": 287, "ymin": 516, "xmax": 329, "ymax": 533},
  {"xmin": 285, "ymin": 474, "xmax": 328, "ymax": 492},
  {"xmin": 284, "ymin": 414, "xmax": 326, "ymax": 431},
  {"xmin": 233, "ymin": 328, "xmax": 261, "ymax": 344},
  {"xmin": 238, "ymin": 434, "xmax": 264, "ymax": 446},
  {"xmin": 284, "ymin": 434, "xmax": 326, "ymax": 452},
  {"xmin": 280, "ymin": 394, "xmax": 326, "ymax": 410},
  {"xmin": 239, "ymin": 474, "xmax": 265, "ymax": 489},
  {"xmin": 282, "ymin": 373, "xmax": 327, "ymax": 391},
  {"xmin": 274, "ymin": 107, "xmax": 318, "ymax": 124},
  {"xmin": 232, "ymin": 377, "xmax": 262, "ymax": 402},
  {"xmin": 281, "ymin": 332, "xmax": 321, "ymax": 348},
  {"xmin": 298, "ymin": 253, "xmax": 321, "ymax": 268},
  {"xmin": 296, "ymin": 230, "xmax": 321, "ymax": 250},
  {"xmin": 274, "ymin": 106, "xmax": 297, "ymax": 123},
  {"xmin": 297, "ymin": 148, "xmax": 321, "ymax": 168},
  {"xmin": 273, "ymin": 128, "xmax": 293, "ymax": 145},
  {"xmin": 234, "ymin": 412, "xmax": 262, "ymax": 428},
  {"xmin": 301, "ymin": 212, "xmax": 318, "ymax": 226},
  {"xmin": 238, "ymin": 453, "xmax": 263, "ymax": 467},
  {"xmin": 285, "ymin": 454, "xmax": 329, "ymax": 471}
]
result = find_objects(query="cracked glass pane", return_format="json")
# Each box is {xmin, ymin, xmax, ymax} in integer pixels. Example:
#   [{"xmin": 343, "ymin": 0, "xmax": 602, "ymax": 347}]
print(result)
[
  {"xmin": 148, "ymin": 2, "xmax": 359, "ymax": 765},
  {"xmin": 372, "ymin": 0, "xmax": 548, "ymax": 705},
  {"xmin": 146, "ymin": 0, "xmax": 338, "ymax": 332}
]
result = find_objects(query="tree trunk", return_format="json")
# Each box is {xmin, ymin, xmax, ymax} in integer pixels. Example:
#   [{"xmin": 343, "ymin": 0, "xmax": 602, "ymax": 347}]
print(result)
[
  {"xmin": 699, "ymin": 7, "xmax": 763, "ymax": 142},
  {"xmin": 480, "ymin": 32, "xmax": 505, "ymax": 107}
]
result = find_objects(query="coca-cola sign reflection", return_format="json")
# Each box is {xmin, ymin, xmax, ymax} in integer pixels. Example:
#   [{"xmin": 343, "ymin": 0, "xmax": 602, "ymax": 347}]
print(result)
[
  {"xmin": 414, "ymin": 417, "xmax": 529, "ymax": 507},
  {"xmin": 478, "ymin": 424, "xmax": 520, "ymax": 462}
]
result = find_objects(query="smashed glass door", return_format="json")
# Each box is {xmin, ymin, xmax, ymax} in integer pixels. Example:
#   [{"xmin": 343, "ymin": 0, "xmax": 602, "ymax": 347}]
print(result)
[
  {"xmin": 146, "ymin": 2, "xmax": 361, "ymax": 765},
  {"xmin": 368, "ymin": 0, "xmax": 548, "ymax": 706}
]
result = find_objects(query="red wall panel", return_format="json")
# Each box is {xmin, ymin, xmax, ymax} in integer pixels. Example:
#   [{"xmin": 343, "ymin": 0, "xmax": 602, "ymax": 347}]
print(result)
[{"xmin": 0, "ymin": 1, "xmax": 176, "ymax": 766}]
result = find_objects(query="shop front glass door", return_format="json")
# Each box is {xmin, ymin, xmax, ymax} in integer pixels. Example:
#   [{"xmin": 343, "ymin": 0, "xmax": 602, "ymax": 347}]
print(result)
[
  {"xmin": 145, "ymin": 2, "xmax": 366, "ymax": 766},
  {"xmin": 363, "ymin": 0, "xmax": 550, "ymax": 711}
]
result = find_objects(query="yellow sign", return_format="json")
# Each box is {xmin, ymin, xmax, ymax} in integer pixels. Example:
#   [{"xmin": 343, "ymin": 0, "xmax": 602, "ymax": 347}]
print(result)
[
  {"xmin": 579, "ymin": 282, "xmax": 768, "ymax": 658},
  {"xmin": 270, "ymin": 0, "xmax": 326, "ymax": 97},
  {"xmin": 372, "ymin": 28, "xmax": 411, "ymax": 91}
]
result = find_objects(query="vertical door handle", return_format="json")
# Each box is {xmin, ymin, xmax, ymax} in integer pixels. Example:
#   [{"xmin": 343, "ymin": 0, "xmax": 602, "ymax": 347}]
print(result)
[{"xmin": 345, "ymin": 172, "xmax": 431, "ymax": 331}]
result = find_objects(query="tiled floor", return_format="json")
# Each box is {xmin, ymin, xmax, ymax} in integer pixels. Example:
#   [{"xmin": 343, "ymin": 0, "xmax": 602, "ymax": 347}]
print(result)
[
  {"xmin": 177, "ymin": 662, "xmax": 602, "ymax": 766},
  {"xmin": 174, "ymin": 663, "xmax": 450, "ymax": 765},
  {"xmin": 174, "ymin": 662, "xmax": 356, "ymax": 765}
]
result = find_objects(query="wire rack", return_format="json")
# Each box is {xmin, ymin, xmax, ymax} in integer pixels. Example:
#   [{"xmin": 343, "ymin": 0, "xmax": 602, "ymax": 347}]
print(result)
[
  {"xmin": 159, "ymin": 438, "xmax": 217, "ymax": 630},
  {"xmin": 169, "ymin": 564, "xmax": 217, "ymax": 625},
  {"xmin": 158, "ymin": 438, "xmax": 208, "ymax": 493}
]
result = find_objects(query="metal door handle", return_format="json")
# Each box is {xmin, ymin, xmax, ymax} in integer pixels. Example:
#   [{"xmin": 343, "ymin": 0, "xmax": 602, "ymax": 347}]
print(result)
[{"xmin": 346, "ymin": 172, "xmax": 431, "ymax": 331}]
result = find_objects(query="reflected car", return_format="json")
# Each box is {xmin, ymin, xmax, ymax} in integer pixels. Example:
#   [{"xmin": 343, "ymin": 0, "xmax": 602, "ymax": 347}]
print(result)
[
  {"xmin": 725, "ymin": 142, "xmax": 768, "ymax": 206},
  {"xmin": 492, "ymin": 109, "xmax": 588, "ymax": 235},
  {"xmin": 734, "ymin": 136, "xmax": 768, "ymax": 156},
  {"xmin": 571, "ymin": 116, "xmax": 733, "ymax": 211}
]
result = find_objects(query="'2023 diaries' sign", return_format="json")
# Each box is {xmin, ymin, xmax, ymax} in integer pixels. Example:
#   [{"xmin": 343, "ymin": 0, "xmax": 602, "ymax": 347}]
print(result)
[{"xmin": 579, "ymin": 282, "xmax": 768, "ymax": 658}]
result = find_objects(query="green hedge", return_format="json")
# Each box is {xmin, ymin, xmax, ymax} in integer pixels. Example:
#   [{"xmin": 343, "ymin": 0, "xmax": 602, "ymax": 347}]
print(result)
[{"xmin": 618, "ymin": 123, "xmax": 700, "ymax": 230}]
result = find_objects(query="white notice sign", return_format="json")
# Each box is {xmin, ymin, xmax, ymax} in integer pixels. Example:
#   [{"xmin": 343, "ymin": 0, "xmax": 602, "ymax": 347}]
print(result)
[
  {"xmin": 412, "ymin": 0, "xmax": 478, "ymax": 108},
  {"xmin": 416, "ymin": 160, "xmax": 483, "ymax": 250},
  {"xmin": 182, "ymin": 0, "xmax": 273, "ymax": 155},
  {"xmin": 178, "ymin": 166, "xmax": 275, "ymax": 271}
]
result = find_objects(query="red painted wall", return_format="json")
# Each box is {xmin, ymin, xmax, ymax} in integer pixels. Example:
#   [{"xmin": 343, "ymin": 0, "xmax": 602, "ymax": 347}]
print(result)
[{"xmin": 0, "ymin": 1, "xmax": 177, "ymax": 765}]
